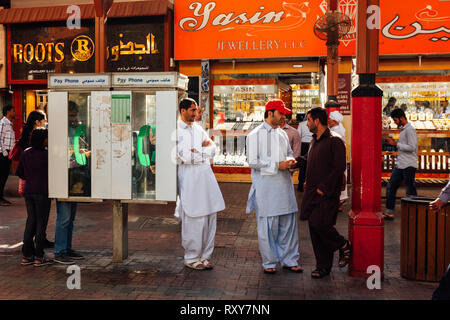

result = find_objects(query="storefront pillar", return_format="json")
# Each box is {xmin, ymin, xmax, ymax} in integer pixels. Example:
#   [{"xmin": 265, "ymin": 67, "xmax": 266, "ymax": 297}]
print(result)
[
  {"xmin": 349, "ymin": 0, "xmax": 384, "ymax": 278},
  {"xmin": 112, "ymin": 200, "xmax": 128, "ymax": 262}
]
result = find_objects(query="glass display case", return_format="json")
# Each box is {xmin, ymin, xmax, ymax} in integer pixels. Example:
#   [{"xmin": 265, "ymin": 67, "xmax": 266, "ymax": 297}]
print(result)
[
  {"xmin": 290, "ymin": 84, "xmax": 320, "ymax": 120},
  {"xmin": 212, "ymin": 81, "xmax": 277, "ymax": 167}
]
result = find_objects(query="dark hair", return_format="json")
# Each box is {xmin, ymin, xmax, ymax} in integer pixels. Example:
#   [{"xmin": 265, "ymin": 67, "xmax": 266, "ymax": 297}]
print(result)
[
  {"xmin": 68, "ymin": 101, "xmax": 79, "ymax": 113},
  {"xmin": 2, "ymin": 105, "xmax": 13, "ymax": 116},
  {"xmin": 30, "ymin": 127, "xmax": 48, "ymax": 150},
  {"xmin": 264, "ymin": 109, "xmax": 275, "ymax": 119},
  {"xmin": 387, "ymin": 97, "xmax": 397, "ymax": 106},
  {"xmin": 19, "ymin": 110, "xmax": 46, "ymax": 149},
  {"xmin": 325, "ymin": 100, "xmax": 340, "ymax": 109},
  {"xmin": 390, "ymin": 108, "xmax": 406, "ymax": 119},
  {"xmin": 307, "ymin": 107, "xmax": 328, "ymax": 126},
  {"xmin": 400, "ymin": 103, "xmax": 407, "ymax": 111},
  {"xmin": 179, "ymin": 98, "xmax": 197, "ymax": 112}
]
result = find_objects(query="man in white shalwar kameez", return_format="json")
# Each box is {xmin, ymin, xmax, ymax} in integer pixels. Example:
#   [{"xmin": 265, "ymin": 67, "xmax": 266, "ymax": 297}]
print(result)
[
  {"xmin": 176, "ymin": 98, "xmax": 225, "ymax": 270},
  {"xmin": 246, "ymin": 99, "xmax": 303, "ymax": 274},
  {"xmin": 328, "ymin": 110, "xmax": 349, "ymax": 206}
]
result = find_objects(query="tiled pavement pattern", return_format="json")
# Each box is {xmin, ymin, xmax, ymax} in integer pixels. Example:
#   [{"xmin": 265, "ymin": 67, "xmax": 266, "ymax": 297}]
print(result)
[{"xmin": 0, "ymin": 183, "xmax": 441, "ymax": 300}]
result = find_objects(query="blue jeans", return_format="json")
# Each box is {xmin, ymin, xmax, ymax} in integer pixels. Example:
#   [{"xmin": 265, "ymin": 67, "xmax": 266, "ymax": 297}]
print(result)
[
  {"xmin": 385, "ymin": 167, "xmax": 417, "ymax": 214},
  {"xmin": 54, "ymin": 201, "xmax": 77, "ymax": 255}
]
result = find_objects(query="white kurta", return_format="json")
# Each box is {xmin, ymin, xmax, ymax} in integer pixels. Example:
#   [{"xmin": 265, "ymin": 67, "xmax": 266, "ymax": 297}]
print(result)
[
  {"xmin": 177, "ymin": 119, "xmax": 225, "ymax": 217},
  {"xmin": 330, "ymin": 124, "xmax": 349, "ymax": 201},
  {"xmin": 246, "ymin": 122, "xmax": 300, "ymax": 269},
  {"xmin": 177, "ymin": 119, "xmax": 225, "ymax": 264}
]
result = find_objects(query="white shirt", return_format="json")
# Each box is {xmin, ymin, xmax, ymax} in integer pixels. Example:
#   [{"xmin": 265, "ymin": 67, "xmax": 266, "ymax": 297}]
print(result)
[
  {"xmin": 330, "ymin": 123, "xmax": 345, "ymax": 141},
  {"xmin": 297, "ymin": 120, "xmax": 313, "ymax": 143},
  {"xmin": 0, "ymin": 117, "xmax": 15, "ymax": 157},
  {"xmin": 396, "ymin": 122, "xmax": 418, "ymax": 169},
  {"xmin": 177, "ymin": 119, "xmax": 225, "ymax": 217},
  {"xmin": 246, "ymin": 122, "xmax": 298, "ymax": 217}
]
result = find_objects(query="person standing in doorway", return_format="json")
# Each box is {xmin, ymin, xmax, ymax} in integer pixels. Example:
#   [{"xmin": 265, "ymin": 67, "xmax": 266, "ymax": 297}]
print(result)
[
  {"xmin": 246, "ymin": 99, "xmax": 302, "ymax": 274},
  {"xmin": 177, "ymin": 98, "xmax": 225, "ymax": 270},
  {"xmin": 383, "ymin": 108, "xmax": 418, "ymax": 220},
  {"xmin": 296, "ymin": 115, "xmax": 313, "ymax": 192},
  {"xmin": 0, "ymin": 105, "xmax": 16, "ymax": 206},
  {"xmin": 297, "ymin": 107, "xmax": 351, "ymax": 279}
]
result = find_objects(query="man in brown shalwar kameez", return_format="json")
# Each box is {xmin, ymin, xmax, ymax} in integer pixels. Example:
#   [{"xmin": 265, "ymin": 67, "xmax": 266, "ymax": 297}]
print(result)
[{"xmin": 296, "ymin": 107, "xmax": 352, "ymax": 278}]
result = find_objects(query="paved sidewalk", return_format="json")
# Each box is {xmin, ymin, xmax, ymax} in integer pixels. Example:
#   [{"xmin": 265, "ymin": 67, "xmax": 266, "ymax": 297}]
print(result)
[{"xmin": 0, "ymin": 183, "xmax": 440, "ymax": 300}]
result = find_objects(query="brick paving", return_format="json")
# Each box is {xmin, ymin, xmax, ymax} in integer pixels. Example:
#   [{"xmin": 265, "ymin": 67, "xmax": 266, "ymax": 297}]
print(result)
[{"xmin": 0, "ymin": 182, "xmax": 441, "ymax": 300}]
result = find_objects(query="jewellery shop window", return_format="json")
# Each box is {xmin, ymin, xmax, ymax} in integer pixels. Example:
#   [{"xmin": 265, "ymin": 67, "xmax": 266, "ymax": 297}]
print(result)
[
  {"xmin": 212, "ymin": 81, "xmax": 277, "ymax": 167},
  {"xmin": 67, "ymin": 92, "xmax": 91, "ymax": 197},
  {"xmin": 379, "ymin": 82, "xmax": 450, "ymax": 172},
  {"xmin": 131, "ymin": 92, "xmax": 156, "ymax": 200}
]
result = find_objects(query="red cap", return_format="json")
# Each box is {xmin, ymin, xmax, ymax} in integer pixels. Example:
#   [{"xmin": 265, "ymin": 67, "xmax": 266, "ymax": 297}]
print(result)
[{"xmin": 265, "ymin": 99, "xmax": 291, "ymax": 114}]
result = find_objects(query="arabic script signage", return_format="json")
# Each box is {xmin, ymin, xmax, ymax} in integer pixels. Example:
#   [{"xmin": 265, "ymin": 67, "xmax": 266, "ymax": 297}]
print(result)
[
  {"xmin": 107, "ymin": 18, "xmax": 165, "ymax": 72},
  {"xmin": 174, "ymin": 0, "xmax": 450, "ymax": 59},
  {"xmin": 48, "ymin": 74, "xmax": 111, "ymax": 88},
  {"xmin": 112, "ymin": 74, "xmax": 176, "ymax": 86}
]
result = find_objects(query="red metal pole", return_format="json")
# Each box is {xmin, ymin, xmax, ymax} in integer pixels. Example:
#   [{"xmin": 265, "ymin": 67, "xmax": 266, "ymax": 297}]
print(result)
[{"xmin": 349, "ymin": 0, "xmax": 384, "ymax": 278}]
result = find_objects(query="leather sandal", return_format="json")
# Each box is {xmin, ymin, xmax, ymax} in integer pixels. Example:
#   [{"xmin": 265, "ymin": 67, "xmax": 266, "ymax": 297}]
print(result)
[
  {"xmin": 185, "ymin": 261, "xmax": 206, "ymax": 270},
  {"xmin": 311, "ymin": 268, "xmax": 330, "ymax": 278},
  {"xmin": 200, "ymin": 259, "xmax": 213, "ymax": 270},
  {"xmin": 338, "ymin": 241, "xmax": 352, "ymax": 268},
  {"xmin": 383, "ymin": 212, "xmax": 394, "ymax": 220},
  {"xmin": 282, "ymin": 265, "xmax": 303, "ymax": 273},
  {"xmin": 263, "ymin": 268, "xmax": 276, "ymax": 274}
]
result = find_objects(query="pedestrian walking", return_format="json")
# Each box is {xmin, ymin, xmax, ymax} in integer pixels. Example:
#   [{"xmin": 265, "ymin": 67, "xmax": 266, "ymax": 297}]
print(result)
[
  {"xmin": 328, "ymin": 109, "xmax": 349, "ymax": 209},
  {"xmin": 296, "ymin": 115, "xmax": 312, "ymax": 192},
  {"xmin": 297, "ymin": 107, "xmax": 351, "ymax": 279},
  {"xmin": 16, "ymin": 128, "xmax": 54, "ymax": 266},
  {"xmin": 246, "ymin": 99, "xmax": 302, "ymax": 274},
  {"xmin": 53, "ymin": 101, "xmax": 87, "ymax": 265},
  {"xmin": 177, "ymin": 98, "xmax": 225, "ymax": 270},
  {"xmin": 383, "ymin": 108, "xmax": 418, "ymax": 220},
  {"xmin": 0, "ymin": 105, "xmax": 16, "ymax": 206}
]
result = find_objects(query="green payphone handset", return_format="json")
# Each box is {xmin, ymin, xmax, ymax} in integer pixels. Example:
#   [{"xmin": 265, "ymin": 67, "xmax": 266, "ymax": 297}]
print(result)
[
  {"xmin": 137, "ymin": 125, "xmax": 155, "ymax": 167},
  {"xmin": 74, "ymin": 125, "xmax": 87, "ymax": 166}
]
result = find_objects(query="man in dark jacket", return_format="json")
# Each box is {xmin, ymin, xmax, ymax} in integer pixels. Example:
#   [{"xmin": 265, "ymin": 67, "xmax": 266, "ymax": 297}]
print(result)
[{"xmin": 296, "ymin": 107, "xmax": 352, "ymax": 278}]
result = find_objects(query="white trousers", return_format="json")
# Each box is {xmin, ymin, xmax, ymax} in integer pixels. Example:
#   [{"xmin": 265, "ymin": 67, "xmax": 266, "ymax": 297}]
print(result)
[
  {"xmin": 256, "ymin": 212, "xmax": 300, "ymax": 269},
  {"xmin": 340, "ymin": 168, "xmax": 349, "ymax": 201},
  {"xmin": 181, "ymin": 211, "xmax": 217, "ymax": 264}
]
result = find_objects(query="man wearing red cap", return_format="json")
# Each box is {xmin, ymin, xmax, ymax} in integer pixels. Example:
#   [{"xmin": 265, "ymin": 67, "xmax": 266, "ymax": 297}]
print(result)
[{"xmin": 246, "ymin": 99, "xmax": 303, "ymax": 274}]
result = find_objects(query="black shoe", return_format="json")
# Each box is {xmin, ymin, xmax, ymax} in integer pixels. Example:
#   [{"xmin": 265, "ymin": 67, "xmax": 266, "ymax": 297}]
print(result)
[
  {"xmin": 34, "ymin": 257, "xmax": 54, "ymax": 267},
  {"xmin": 0, "ymin": 198, "xmax": 11, "ymax": 206},
  {"xmin": 44, "ymin": 240, "xmax": 54, "ymax": 248},
  {"xmin": 54, "ymin": 254, "xmax": 75, "ymax": 265},
  {"xmin": 67, "ymin": 249, "xmax": 84, "ymax": 260}
]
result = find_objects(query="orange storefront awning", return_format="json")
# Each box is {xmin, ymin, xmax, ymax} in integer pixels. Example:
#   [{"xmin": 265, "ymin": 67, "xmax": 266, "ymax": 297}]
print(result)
[{"xmin": 0, "ymin": 0, "xmax": 172, "ymax": 24}]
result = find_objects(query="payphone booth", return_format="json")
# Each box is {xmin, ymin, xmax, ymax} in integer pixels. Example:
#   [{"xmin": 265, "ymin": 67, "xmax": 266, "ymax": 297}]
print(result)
[{"xmin": 48, "ymin": 72, "xmax": 188, "ymax": 261}]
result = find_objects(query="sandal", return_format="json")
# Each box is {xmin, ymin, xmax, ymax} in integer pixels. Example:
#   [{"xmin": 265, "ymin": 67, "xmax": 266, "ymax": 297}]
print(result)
[
  {"xmin": 282, "ymin": 265, "xmax": 303, "ymax": 273},
  {"xmin": 338, "ymin": 241, "xmax": 352, "ymax": 268},
  {"xmin": 21, "ymin": 256, "xmax": 35, "ymax": 266},
  {"xmin": 311, "ymin": 268, "xmax": 330, "ymax": 278},
  {"xmin": 200, "ymin": 259, "xmax": 213, "ymax": 270},
  {"xmin": 263, "ymin": 268, "xmax": 276, "ymax": 274},
  {"xmin": 383, "ymin": 212, "xmax": 394, "ymax": 220},
  {"xmin": 185, "ymin": 261, "xmax": 206, "ymax": 270}
]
